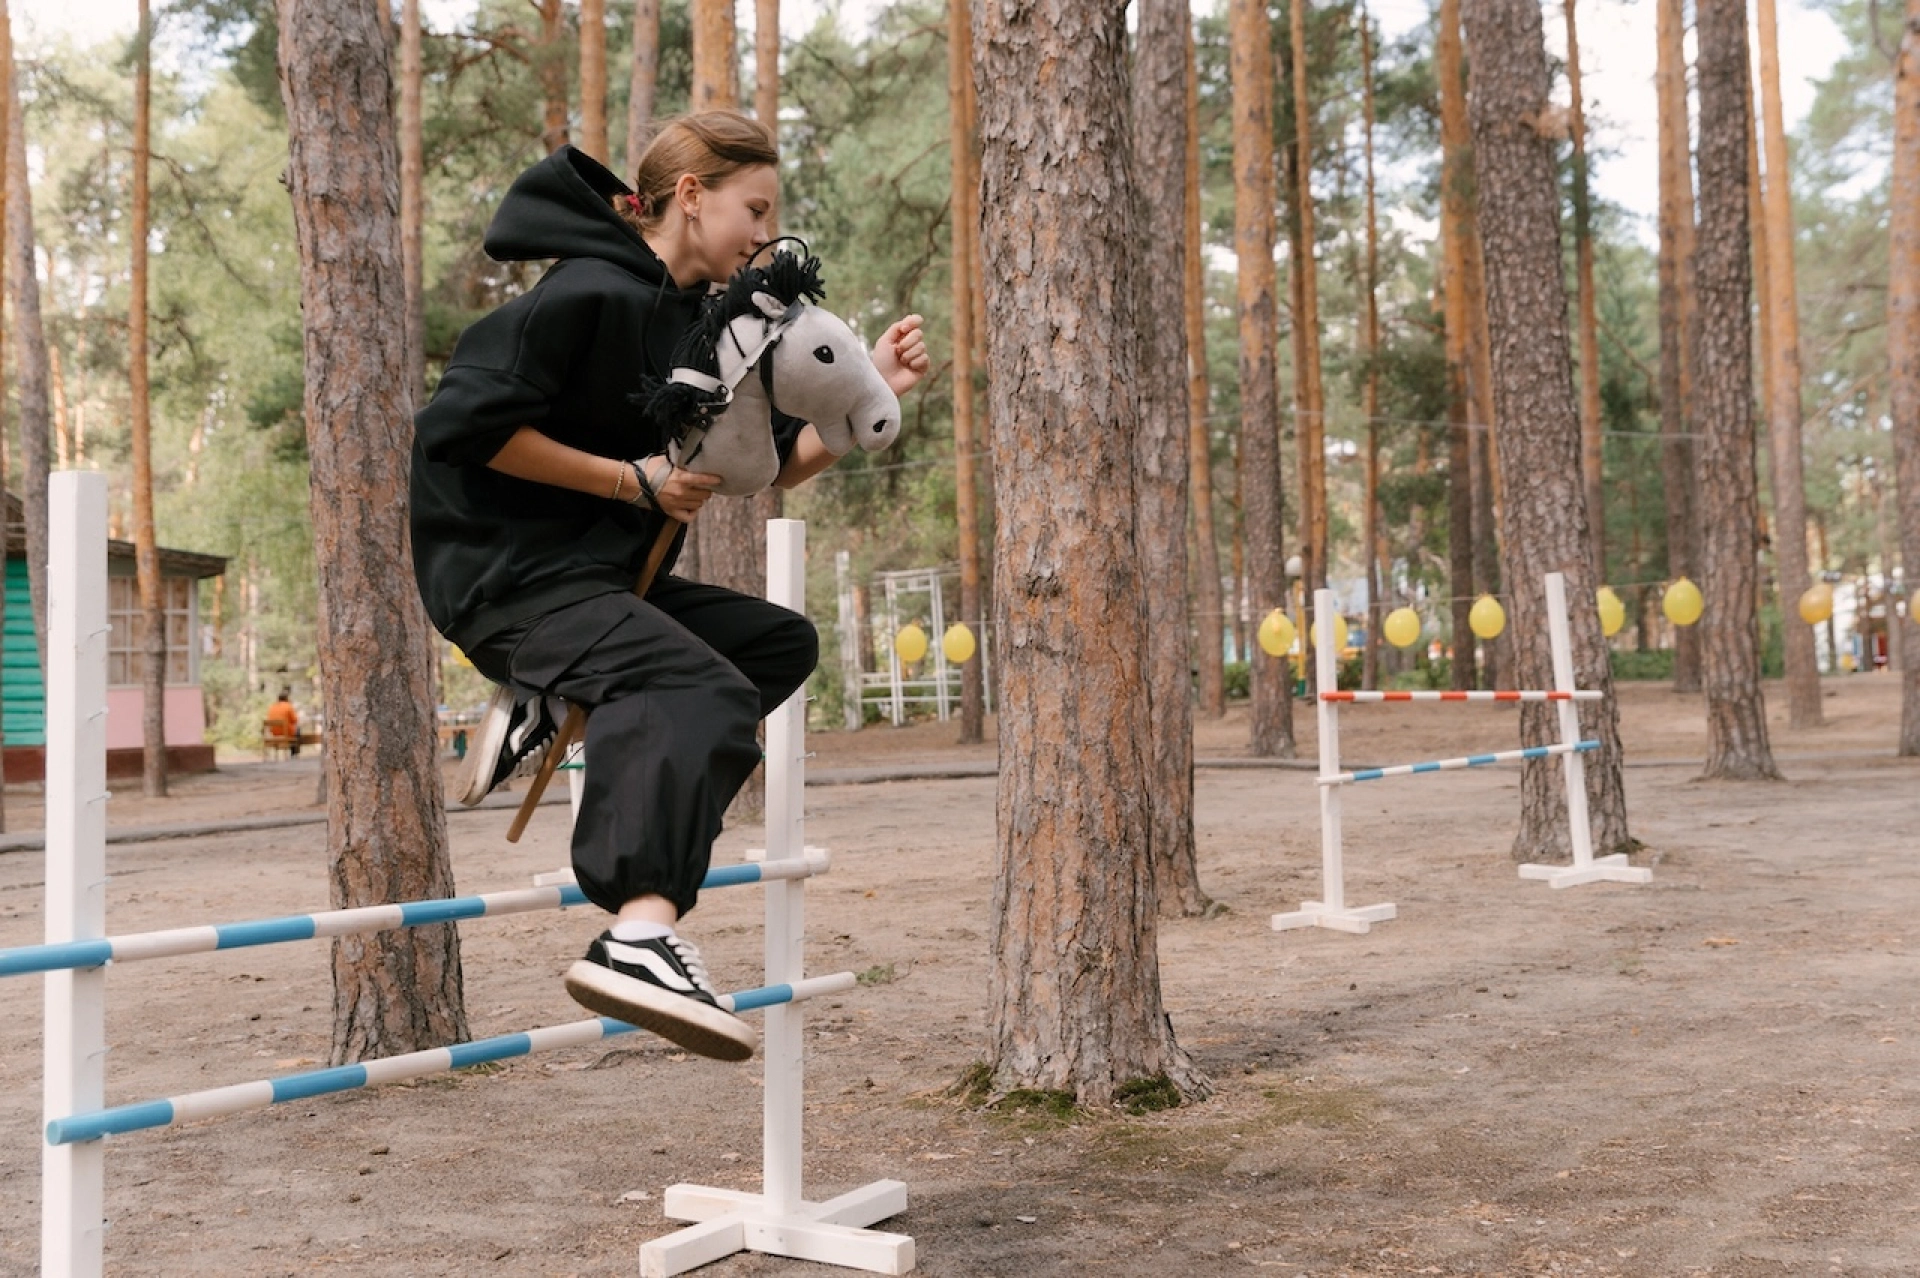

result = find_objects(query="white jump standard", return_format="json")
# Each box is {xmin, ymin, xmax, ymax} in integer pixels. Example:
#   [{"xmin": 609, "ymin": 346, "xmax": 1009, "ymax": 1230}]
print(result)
[
  {"xmin": 1273, "ymin": 573, "xmax": 1650, "ymax": 937},
  {"xmin": 15, "ymin": 483, "xmax": 912, "ymax": 1278},
  {"xmin": 638, "ymin": 520, "xmax": 912, "ymax": 1278}
]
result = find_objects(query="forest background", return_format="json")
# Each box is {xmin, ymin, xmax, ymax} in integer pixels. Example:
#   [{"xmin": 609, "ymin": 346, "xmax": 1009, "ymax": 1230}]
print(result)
[{"xmin": 0, "ymin": 0, "xmax": 1902, "ymax": 751}]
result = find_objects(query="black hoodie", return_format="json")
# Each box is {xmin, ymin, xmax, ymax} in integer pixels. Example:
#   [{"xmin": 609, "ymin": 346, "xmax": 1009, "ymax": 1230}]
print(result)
[{"xmin": 409, "ymin": 147, "xmax": 798, "ymax": 649}]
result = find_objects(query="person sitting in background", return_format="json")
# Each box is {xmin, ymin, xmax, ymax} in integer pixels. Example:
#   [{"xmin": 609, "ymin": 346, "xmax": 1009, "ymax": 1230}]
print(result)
[{"xmin": 265, "ymin": 689, "xmax": 300, "ymax": 757}]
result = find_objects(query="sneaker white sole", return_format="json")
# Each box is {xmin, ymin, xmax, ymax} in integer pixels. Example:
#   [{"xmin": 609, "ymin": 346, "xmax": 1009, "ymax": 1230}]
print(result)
[
  {"xmin": 564, "ymin": 959, "xmax": 757, "ymax": 1062},
  {"xmin": 453, "ymin": 688, "xmax": 515, "ymax": 807}
]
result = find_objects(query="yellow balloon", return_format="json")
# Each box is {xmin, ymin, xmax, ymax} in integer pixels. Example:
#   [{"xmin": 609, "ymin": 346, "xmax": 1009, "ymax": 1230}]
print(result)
[
  {"xmin": 1257, "ymin": 609, "xmax": 1296, "ymax": 657},
  {"xmin": 1469, "ymin": 594, "xmax": 1506, "ymax": 639},
  {"xmin": 941, "ymin": 623, "xmax": 977, "ymax": 664},
  {"xmin": 1797, "ymin": 583, "xmax": 1834, "ymax": 625},
  {"xmin": 1596, "ymin": 586, "xmax": 1626, "ymax": 638},
  {"xmin": 1663, "ymin": 577, "xmax": 1704, "ymax": 627},
  {"xmin": 1309, "ymin": 611, "xmax": 1350, "ymax": 650},
  {"xmin": 894, "ymin": 623, "xmax": 929, "ymax": 664},
  {"xmin": 1382, "ymin": 606, "xmax": 1422, "ymax": 649}
]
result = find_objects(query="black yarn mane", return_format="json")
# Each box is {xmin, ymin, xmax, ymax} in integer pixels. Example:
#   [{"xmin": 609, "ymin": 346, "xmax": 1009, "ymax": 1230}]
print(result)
[{"xmin": 630, "ymin": 248, "xmax": 827, "ymax": 444}]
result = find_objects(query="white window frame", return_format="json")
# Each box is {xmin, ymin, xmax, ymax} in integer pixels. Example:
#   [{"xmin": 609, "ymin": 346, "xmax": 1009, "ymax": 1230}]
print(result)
[{"xmin": 106, "ymin": 573, "xmax": 200, "ymax": 688}]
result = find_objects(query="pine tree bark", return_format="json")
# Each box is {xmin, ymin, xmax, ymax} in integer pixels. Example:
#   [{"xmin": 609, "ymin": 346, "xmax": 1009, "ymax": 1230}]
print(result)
[
  {"xmin": 627, "ymin": 0, "xmax": 661, "ymax": 177},
  {"xmin": 1360, "ymin": 7, "xmax": 1383, "ymax": 691},
  {"xmin": 400, "ymin": 0, "xmax": 425, "ymax": 398},
  {"xmin": 1753, "ymin": 0, "xmax": 1822, "ymax": 726},
  {"xmin": 5, "ymin": 41, "xmax": 45, "ymax": 676},
  {"xmin": 949, "ymin": 0, "xmax": 985, "ymax": 744},
  {"xmin": 1656, "ymin": 0, "xmax": 1702, "ymax": 692},
  {"xmin": 1230, "ymin": 0, "xmax": 1295, "ymax": 756},
  {"xmin": 1184, "ymin": 23, "xmax": 1224, "ymax": 720},
  {"xmin": 580, "ymin": 0, "xmax": 610, "ymax": 162},
  {"xmin": 974, "ymin": 0, "xmax": 1206, "ymax": 1104},
  {"xmin": 692, "ymin": 0, "xmax": 739, "ymax": 110},
  {"xmin": 1460, "ymin": 0, "xmax": 1632, "ymax": 860},
  {"xmin": 536, "ymin": 0, "xmax": 570, "ymax": 151},
  {"xmin": 1692, "ymin": 0, "xmax": 1781, "ymax": 780},
  {"xmin": 1890, "ymin": 0, "xmax": 1920, "ymax": 755},
  {"xmin": 1438, "ymin": 0, "xmax": 1479, "ymax": 690},
  {"xmin": 1565, "ymin": 0, "xmax": 1604, "ymax": 576},
  {"xmin": 276, "ymin": 0, "xmax": 470, "ymax": 1061},
  {"xmin": 132, "ymin": 0, "xmax": 168, "ymax": 798},
  {"xmin": 1133, "ymin": 0, "xmax": 1208, "ymax": 919},
  {"xmin": 1288, "ymin": 0, "xmax": 1326, "ymax": 595}
]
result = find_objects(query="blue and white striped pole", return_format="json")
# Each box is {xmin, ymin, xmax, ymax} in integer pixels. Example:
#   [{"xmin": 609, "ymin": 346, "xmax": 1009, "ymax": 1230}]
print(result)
[
  {"xmin": 46, "ymin": 973, "xmax": 857, "ymax": 1146},
  {"xmin": 1323, "ymin": 739, "xmax": 1600, "ymax": 785},
  {"xmin": 0, "ymin": 856, "xmax": 827, "ymax": 979}
]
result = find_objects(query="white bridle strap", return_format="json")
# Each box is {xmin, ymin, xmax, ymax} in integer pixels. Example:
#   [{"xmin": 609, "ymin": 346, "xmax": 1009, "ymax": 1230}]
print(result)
[
  {"xmin": 669, "ymin": 302, "xmax": 804, "ymax": 398},
  {"xmin": 667, "ymin": 367, "xmax": 730, "ymax": 397}
]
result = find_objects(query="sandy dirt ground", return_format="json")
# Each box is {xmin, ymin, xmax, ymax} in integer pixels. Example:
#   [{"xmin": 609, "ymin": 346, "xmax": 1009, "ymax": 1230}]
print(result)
[{"xmin": 0, "ymin": 675, "xmax": 1915, "ymax": 1277}]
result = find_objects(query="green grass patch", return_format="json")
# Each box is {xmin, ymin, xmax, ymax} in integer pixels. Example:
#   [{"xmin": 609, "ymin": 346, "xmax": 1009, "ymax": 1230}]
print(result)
[
  {"xmin": 990, "ymin": 1088, "xmax": 1081, "ymax": 1127},
  {"xmin": 855, "ymin": 964, "xmax": 896, "ymax": 986},
  {"xmin": 1114, "ymin": 1073, "xmax": 1183, "ymax": 1115}
]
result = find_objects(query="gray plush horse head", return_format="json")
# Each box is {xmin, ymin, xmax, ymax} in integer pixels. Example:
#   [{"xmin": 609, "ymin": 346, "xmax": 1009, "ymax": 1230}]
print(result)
[{"xmin": 635, "ymin": 249, "xmax": 901, "ymax": 496}]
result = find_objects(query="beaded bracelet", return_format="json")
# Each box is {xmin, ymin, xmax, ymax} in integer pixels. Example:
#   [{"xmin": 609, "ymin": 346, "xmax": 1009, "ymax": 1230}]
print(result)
[{"xmin": 610, "ymin": 461, "xmax": 627, "ymax": 503}]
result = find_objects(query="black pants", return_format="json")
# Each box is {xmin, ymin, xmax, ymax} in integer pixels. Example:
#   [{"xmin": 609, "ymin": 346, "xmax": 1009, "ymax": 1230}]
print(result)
[{"xmin": 465, "ymin": 577, "xmax": 818, "ymax": 919}]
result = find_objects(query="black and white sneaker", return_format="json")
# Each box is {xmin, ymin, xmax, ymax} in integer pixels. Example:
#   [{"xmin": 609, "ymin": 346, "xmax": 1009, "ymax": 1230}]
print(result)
[
  {"xmin": 453, "ymin": 684, "xmax": 562, "ymax": 807},
  {"xmin": 564, "ymin": 932, "xmax": 756, "ymax": 1062}
]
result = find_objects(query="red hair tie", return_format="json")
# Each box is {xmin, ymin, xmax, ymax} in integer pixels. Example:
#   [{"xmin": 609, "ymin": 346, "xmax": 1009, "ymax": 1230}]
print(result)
[{"xmin": 621, "ymin": 192, "xmax": 648, "ymax": 217}]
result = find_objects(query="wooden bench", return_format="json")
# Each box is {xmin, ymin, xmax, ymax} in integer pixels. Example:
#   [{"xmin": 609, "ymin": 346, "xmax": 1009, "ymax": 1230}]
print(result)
[
  {"xmin": 261, "ymin": 723, "xmax": 319, "ymax": 761},
  {"xmin": 261, "ymin": 721, "xmax": 297, "ymax": 761}
]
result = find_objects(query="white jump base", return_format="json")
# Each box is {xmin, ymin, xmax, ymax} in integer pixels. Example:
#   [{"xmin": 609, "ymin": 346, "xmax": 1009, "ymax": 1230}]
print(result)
[
  {"xmin": 647, "ymin": 1181, "xmax": 914, "ymax": 1278},
  {"xmin": 1274, "ymin": 573, "xmax": 1650, "ymax": 937}
]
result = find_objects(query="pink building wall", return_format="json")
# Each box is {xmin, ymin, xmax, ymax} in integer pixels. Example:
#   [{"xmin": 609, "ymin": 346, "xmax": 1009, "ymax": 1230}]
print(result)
[{"xmin": 103, "ymin": 687, "xmax": 208, "ymax": 751}]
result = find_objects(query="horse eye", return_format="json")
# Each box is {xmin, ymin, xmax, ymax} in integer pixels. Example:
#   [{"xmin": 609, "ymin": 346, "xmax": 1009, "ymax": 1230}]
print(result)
[{"xmin": 813, "ymin": 345, "xmax": 835, "ymax": 364}]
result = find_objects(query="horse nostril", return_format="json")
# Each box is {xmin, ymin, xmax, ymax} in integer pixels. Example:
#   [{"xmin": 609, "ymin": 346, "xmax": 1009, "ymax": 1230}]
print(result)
[{"xmin": 871, "ymin": 419, "xmax": 891, "ymax": 435}]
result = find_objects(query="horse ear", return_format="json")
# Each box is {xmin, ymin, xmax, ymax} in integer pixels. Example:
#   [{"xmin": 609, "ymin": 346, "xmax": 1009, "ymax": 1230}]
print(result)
[{"xmin": 750, "ymin": 290, "xmax": 787, "ymax": 321}]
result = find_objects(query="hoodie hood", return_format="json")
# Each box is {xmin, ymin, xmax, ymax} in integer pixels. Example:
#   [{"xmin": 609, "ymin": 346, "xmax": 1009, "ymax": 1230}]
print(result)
[{"xmin": 483, "ymin": 146, "xmax": 666, "ymax": 283}]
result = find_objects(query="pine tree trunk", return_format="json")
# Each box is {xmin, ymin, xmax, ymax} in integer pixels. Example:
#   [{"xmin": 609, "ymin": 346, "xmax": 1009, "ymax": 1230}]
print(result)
[
  {"xmin": 1890, "ymin": 0, "xmax": 1920, "ymax": 755},
  {"xmin": 949, "ymin": 0, "xmax": 985, "ymax": 744},
  {"xmin": 1184, "ymin": 25, "xmax": 1224, "ymax": 721},
  {"xmin": 276, "ymin": 0, "xmax": 470, "ymax": 1061},
  {"xmin": 580, "ymin": 0, "xmax": 609, "ymax": 162},
  {"xmin": 1360, "ymin": 8, "xmax": 1383, "ymax": 692},
  {"xmin": 131, "ymin": 0, "xmax": 168, "ymax": 799},
  {"xmin": 5, "ymin": 44, "xmax": 45, "ymax": 676},
  {"xmin": 1288, "ymin": 0, "xmax": 1326, "ymax": 595},
  {"xmin": 1133, "ymin": 0, "xmax": 1208, "ymax": 919},
  {"xmin": 1460, "ymin": 0, "xmax": 1632, "ymax": 860},
  {"xmin": 400, "ymin": 0, "xmax": 425, "ymax": 398},
  {"xmin": 1753, "ymin": 0, "xmax": 1822, "ymax": 727},
  {"xmin": 756, "ymin": 0, "xmax": 779, "ymax": 141},
  {"xmin": 975, "ymin": 0, "xmax": 1206, "ymax": 1105},
  {"xmin": 1565, "ymin": 0, "xmax": 1604, "ymax": 577},
  {"xmin": 1438, "ymin": 0, "xmax": 1479, "ymax": 691},
  {"xmin": 1656, "ymin": 0, "xmax": 1702, "ymax": 693},
  {"xmin": 627, "ymin": 0, "xmax": 661, "ymax": 177},
  {"xmin": 1230, "ymin": 0, "xmax": 1295, "ymax": 757},
  {"xmin": 537, "ymin": 0, "xmax": 570, "ymax": 151},
  {"xmin": 1692, "ymin": 0, "xmax": 1781, "ymax": 780},
  {"xmin": 692, "ymin": 0, "xmax": 739, "ymax": 110}
]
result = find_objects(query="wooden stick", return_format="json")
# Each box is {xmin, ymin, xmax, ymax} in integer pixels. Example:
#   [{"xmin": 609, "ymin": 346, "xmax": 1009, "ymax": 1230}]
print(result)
[{"xmin": 505, "ymin": 521, "xmax": 680, "ymax": 843}]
